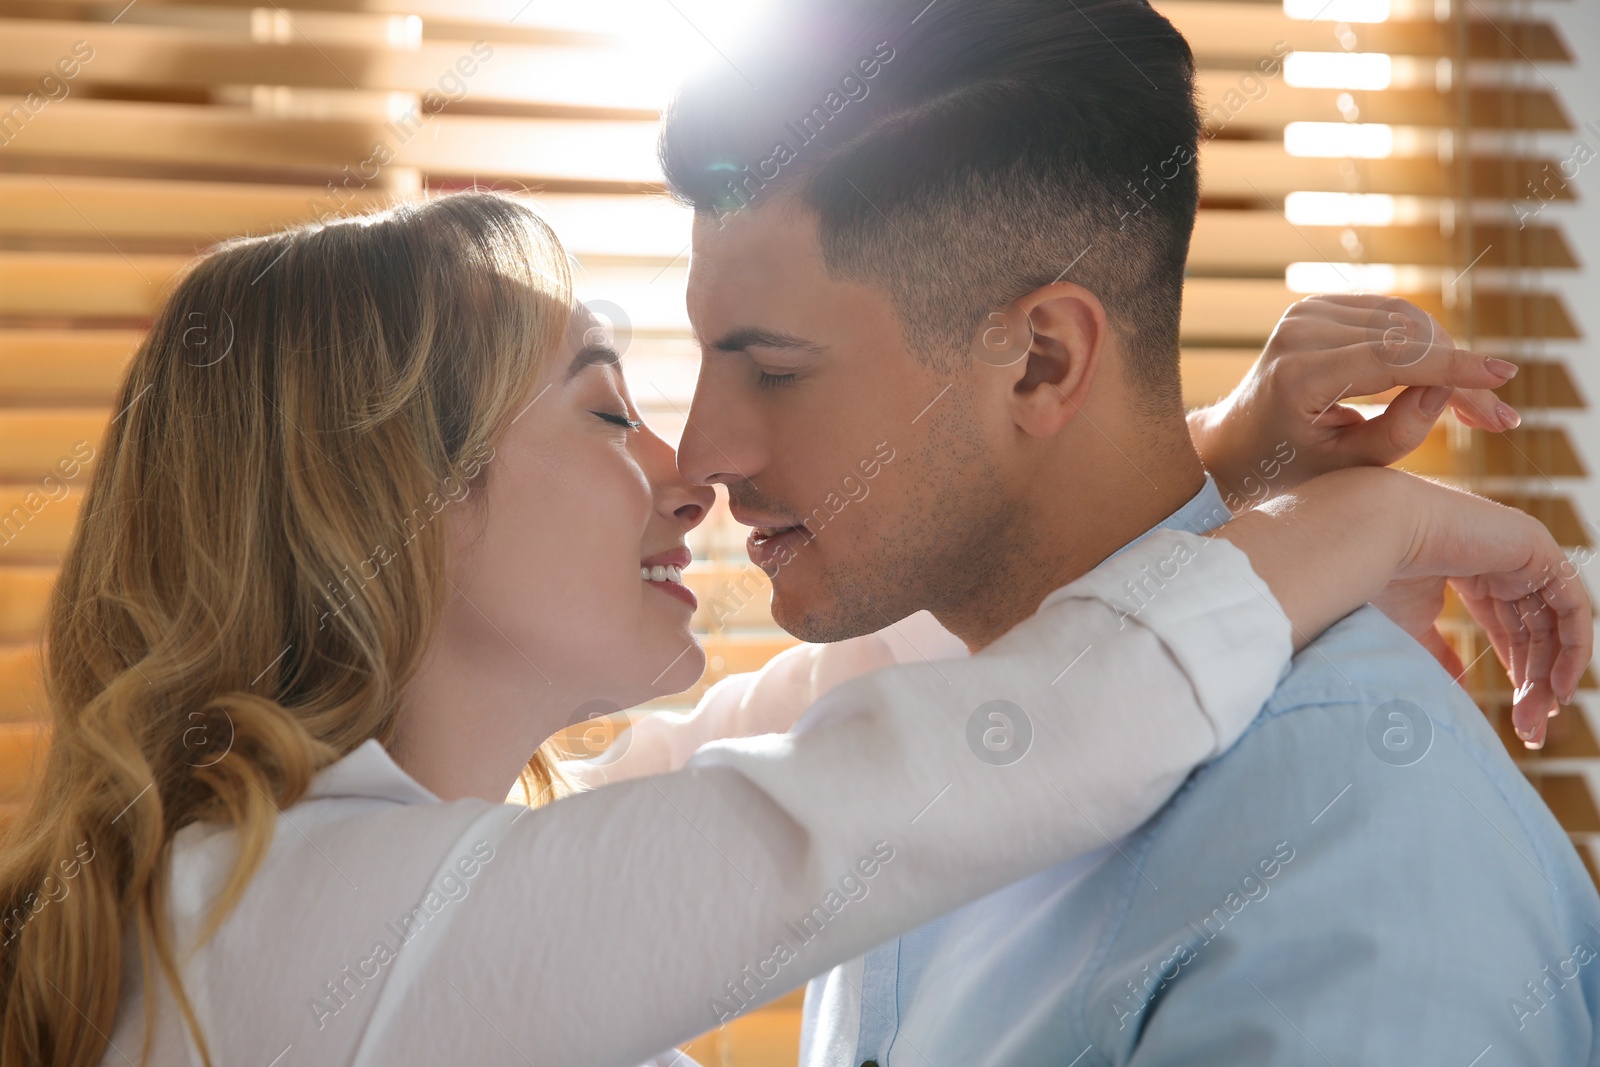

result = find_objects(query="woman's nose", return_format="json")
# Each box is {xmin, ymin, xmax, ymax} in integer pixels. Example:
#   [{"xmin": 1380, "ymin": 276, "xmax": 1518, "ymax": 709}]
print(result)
[{"xmin": 642, "ymin": 424, "xmax": 714, "ymax": 531}]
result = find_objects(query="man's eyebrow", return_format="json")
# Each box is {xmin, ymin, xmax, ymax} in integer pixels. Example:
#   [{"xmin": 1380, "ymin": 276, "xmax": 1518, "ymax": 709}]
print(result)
[
  {"xmin": 710, "ymin": 327, "xmax": 822, "ymax": 354},
  {"xmin": 565, "ymin": 343, "xmax": 620, "ymax": 380}
]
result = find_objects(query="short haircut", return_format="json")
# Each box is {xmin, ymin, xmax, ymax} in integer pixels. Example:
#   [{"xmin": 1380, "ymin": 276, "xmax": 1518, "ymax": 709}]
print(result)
[{"xmin": 659, "ymin": 0, "xmax": 1202, "ymax": 410}]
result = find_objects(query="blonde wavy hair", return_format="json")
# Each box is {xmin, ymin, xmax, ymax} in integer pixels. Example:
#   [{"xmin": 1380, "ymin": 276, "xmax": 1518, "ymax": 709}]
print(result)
[{"xmin": 0, "ymin": 191, "xmax": 575, "ymax": 1066}]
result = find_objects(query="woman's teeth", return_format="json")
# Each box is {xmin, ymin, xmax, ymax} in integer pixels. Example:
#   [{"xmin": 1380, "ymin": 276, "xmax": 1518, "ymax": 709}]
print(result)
[{"xmin": 641, "ymin": 565, "xmax": 684, "ymax": 583}]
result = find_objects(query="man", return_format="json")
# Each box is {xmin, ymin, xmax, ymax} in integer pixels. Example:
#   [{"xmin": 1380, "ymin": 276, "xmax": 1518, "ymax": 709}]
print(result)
[{"xmin": 581, "ymin": 0, "xmax": 1600, "ymax": 1061}]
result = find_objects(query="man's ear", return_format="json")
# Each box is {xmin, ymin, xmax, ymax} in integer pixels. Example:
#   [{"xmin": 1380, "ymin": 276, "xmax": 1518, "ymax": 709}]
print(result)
[{"xmin": 989, "ymin": 282, "xmax": 1108, "ymax": 438}]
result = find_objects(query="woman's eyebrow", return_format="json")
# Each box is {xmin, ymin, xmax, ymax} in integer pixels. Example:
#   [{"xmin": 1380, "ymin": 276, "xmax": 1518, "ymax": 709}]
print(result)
[{"xmin": 565, "ymin": 344, "xmax": 621, "ymax": 380}]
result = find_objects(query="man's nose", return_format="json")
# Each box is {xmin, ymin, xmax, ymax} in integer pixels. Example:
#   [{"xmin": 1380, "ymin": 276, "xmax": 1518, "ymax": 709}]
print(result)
[{"xmin": 679, "ymin": 376, "xmax": 768, "ymax": 487}]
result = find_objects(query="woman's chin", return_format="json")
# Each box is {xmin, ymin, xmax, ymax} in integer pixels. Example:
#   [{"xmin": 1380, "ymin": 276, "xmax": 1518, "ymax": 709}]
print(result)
[{"xmin": 643, "ymin": 638, "xmax": 707, "ymax": 699}]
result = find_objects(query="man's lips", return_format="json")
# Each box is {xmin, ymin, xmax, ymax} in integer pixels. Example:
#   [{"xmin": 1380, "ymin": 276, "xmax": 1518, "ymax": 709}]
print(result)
[
  {"xmin": 729, "ymin": 508, "xmax": 806, "ymax": 537},
  {"xmin": 749, "ymin": 524, "xmax": 808, "ymax": 540},
  {"xmin": 730, "ymin": 508, "xmax": 811, "ymax": 572},
  {"xmin": 743, "ymin": 524, "xmax": 811, "ymax": 574}
]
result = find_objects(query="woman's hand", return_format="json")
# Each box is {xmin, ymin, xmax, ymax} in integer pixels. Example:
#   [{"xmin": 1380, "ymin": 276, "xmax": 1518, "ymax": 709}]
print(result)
[
  {"xmin": 1382, "ymin": 477, "xmax": 1589, "ymax": 748},
  {"xmin": 1190, "ymin": 294, "xmax": 1522, "ymax": 507},
  {"xmin": 1211, "ymin": 467, "xmax": 1589, "ymax": 749}
]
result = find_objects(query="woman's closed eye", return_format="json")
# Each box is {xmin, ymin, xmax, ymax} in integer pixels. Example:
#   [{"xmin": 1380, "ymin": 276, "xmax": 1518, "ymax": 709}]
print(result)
[
  {"xmin": 591, "ymin": 409, "xmax": 643, "ymax": 430},
  {"xmin": 756, "ymin": 370, "xmax": 798, "ymax": 390}
]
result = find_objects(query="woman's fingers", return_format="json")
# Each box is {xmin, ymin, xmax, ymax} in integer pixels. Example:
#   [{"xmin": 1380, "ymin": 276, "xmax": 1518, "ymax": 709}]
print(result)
[
  {"xmin": 1495, "ymin": 593, "xmax": 1544, "ymax": 746},
  {"xmin": 1331, "ymin": 384, "xmax": 1495, "ymax": 469},
  {"xmin": 1456, "ymin": 584, "xmax": 1541, "ymax": 744},
  {"xmin": 1271, "ymin": 292, "xmax": 1518, "ymax": 424},
  {"xmin": 1417, "ymin": 624, "xmax": 1466, "ymax": 679},
  {"xmin": 1475, "ymin": 580, "xmax": 1588, "ymax": 749},
  {"xmin": 1495, "ymin": 554, "xmax": 1592, "ymax": 706},
  {"xmin": 1496, "ymin": 594, "xmax": 1530, "ymax": 698},
  {"xmin": 1304, "ymin": 339, "xmax": 1517, "ymax": 407},
  {"xmin": 1379, "ymin": 471, "xmax": 1590, "ymax": 747},
  {"xmin": 1464, "ymin": 592, "xmax": 1517, "ymax": 677},
  {"xmin": 1448, "ymin": 387, "xmax": 1520, "ymax": 431},
  {"xmin": 1516, "ymin": 594, "xmax": 1560, "ymax": 734},
  {"xmin": 1298, "ymin": 379, "xmax": 1517, "ymax": 473},
  {"xmin": 1523, "ymin": 571, "xmax": 1593, "ymax": 747},
  {"xmin": 1545, "ymin": 576, "xmax": 1592, "ymax": 705}
]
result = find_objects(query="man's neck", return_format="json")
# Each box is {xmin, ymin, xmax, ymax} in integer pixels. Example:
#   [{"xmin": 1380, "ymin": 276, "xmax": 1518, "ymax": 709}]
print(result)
[{"xmin": 934, "ymin": 436, "xmax": 1207, "ymax": 652}]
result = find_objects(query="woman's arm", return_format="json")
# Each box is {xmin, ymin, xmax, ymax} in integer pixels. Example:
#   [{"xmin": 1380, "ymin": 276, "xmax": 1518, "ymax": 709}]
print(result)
[
  {"xmin": 350, "ymin": 528, "xmax": 1294, "ymax": 1066},
  {"xmin": 348, "ymin": 474, "xmax": 1586, "ymax": 1066},
  {"xmin": 1213, "ymin": 465, "xmax": 1586, "ymax": 745},
  {"xmin": 560, "ymin": 614, "xmax": 962, "ymax": 787}
]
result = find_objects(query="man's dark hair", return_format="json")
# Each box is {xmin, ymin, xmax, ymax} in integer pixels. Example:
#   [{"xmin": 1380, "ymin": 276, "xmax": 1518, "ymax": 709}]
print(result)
[{"xmin": 659, "ymin": 0, "xmax": 1202, "ymax": 411}]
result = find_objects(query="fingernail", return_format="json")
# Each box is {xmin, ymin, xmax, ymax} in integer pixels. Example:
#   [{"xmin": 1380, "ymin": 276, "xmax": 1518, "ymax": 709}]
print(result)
[
  {"xmin": 1419, "ymin": 386, "xmax": 1450, "ymax": 416},
  {"xmin": 1524, "ymin": 736, "xmax": 1545, "ymax": 751},
  {"xmin": 1496, "ymin": 401, "xmax": 1521, "ymax": 428},
  {"xmin": 1486, "ymin": 357, "xmax": 1519, "ymax": 379}
]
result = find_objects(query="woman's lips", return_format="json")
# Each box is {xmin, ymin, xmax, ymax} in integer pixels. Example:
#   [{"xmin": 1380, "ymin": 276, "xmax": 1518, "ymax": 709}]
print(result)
[
  {"xmin": 641, "ymin": 565, "xmax": 697, "ymax": 609},
  {"xmin": 746, "ymin": 525, "xmax": 809, "ymax": 574}
]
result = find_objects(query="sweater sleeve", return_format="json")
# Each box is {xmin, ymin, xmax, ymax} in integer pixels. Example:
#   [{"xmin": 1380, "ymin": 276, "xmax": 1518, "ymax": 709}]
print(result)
[
  {"xmin": 558, "ymin": 627, "xmax": 911, "ymax": 788},
  {"xmin": 307, "ymin": 531, "xmax": 1294, "ymax": 1067}
]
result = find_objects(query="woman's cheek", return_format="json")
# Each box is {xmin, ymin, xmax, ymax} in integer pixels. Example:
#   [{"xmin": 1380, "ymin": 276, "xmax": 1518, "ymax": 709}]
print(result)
[{"xmin": 568, "ymin": 444, "xmax": 654, "ymax": 587}]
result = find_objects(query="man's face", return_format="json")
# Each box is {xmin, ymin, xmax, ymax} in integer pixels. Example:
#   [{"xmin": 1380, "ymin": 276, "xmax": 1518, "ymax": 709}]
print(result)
[{"xmin": 681, "ymin": 202, "xmax": 1016, "ymax": 643}]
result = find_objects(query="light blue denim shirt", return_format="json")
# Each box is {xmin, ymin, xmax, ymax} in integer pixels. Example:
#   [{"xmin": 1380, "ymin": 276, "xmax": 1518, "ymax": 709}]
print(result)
[{"xmin": 800, "ymin": 475, "xmax": 1600, "ymax": 1066}]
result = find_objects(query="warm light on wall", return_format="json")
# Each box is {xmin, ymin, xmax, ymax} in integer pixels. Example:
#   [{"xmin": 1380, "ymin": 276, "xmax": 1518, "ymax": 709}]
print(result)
[
  {"xmin": 1283, "ymin": 0, "xmax": 1391, "ymax": 21},
  {"xmin": 1284, "ymin": 121, "xmax": 1395, "ymax": 157},
  {"xmin": 1284, "ymin": 52, "xmax": 1393, "ymax": 90}
]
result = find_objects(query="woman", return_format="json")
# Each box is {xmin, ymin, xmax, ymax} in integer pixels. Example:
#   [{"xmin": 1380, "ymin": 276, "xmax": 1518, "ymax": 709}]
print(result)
[{"xmin": 0, "ymin": 193, "xmax": 1582, "ymax": 1067}]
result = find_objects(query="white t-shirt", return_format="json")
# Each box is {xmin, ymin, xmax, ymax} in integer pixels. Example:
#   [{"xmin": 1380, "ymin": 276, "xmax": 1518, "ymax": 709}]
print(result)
[{"xmin": 99, "ymin": 530, "xmax": 1289, "ymax": 1067}]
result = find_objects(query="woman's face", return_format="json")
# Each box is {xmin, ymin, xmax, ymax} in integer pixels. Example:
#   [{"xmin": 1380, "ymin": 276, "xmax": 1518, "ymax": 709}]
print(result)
[{"xmin": 435, "ymin": 305, "xmax": 714, "ymax": 737}]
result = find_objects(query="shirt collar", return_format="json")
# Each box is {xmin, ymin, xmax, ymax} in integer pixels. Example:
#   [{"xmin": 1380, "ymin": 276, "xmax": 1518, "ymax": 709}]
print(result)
[
  {"xmin": 302, "ymin": 737, "xmax": 443, "ymax": 806},
  {"xmin": 1104, "ymin": 472, "xmax": 1232, "ymax": 561}
]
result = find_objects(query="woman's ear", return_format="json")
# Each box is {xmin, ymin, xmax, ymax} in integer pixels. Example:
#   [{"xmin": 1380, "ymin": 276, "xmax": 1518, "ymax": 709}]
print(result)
[{"xmin": 996, "ymin": 282, "xmax": 1108, "ymax": 438}]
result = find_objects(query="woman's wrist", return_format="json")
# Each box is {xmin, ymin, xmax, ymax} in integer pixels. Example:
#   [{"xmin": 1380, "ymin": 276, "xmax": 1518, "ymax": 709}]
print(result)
[
  {"xmin": 1207, "ymin": 467, "xmax": 1414, "ymax": 649},
  {"xmin": 1210, "ymin": 465, "xmax": 1589, "ymax": 735},
  {"xmin": 1187, "ymin": 402, "xmax": 1249, "ymax": 508}
]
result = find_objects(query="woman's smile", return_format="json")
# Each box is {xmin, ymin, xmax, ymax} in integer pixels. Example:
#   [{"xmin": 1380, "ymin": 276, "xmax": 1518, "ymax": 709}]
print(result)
[{"xmin": 641, "ymin": 546, "xmax": 697, "ymax": 609}]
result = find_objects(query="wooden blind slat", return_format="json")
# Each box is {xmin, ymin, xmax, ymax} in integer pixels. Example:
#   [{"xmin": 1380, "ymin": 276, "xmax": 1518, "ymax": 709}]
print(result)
[
  {"xmin": 0, "ymin": 721, "xmax": 45, "ymax": 802},
  {"xmin": 1188, "ymin": 217, "xmax": 1578, "ymax": 271},
  {"xmin": 0, "ymin": 410, "xmax": 104, "ymax": 480},
  {"xmin": 3, "ymin": 98, "xmax": 1574, "ymax": 202},
  {"xmin": 0, "ymin": 488, "xmax": 82, "ymax": 563},
  {"xmin": 0, "ymin": 646, "xmax": 42, "ymax": 723},
  {"xmin": 0, "ymin": 98, "xmax": 662, "ymax": 184},
  {"xmin": 8, "ymin": 0, "xmax": 1568, "ymax": 61},
  {"xmin": 1156, "ymin": 1, "xmax": 1572, "ymax": 62},
  {"xmin": 0, "ymin": 176, "xmax": 693, "ymax": 259},
  {"xmin": 0, "ymin": 330, "xmax": 138, "ymax": 402},
  {"xmin": 1200, "ymin": 142, "xmax": 1574, "ymax": 200},
  {"xmin": 0, "ymin": 567, "xmax": 53, "ymax": 643},
  {"xmin": 0, "ymin": 20, "xmax": 662, "ymax": 111}
]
